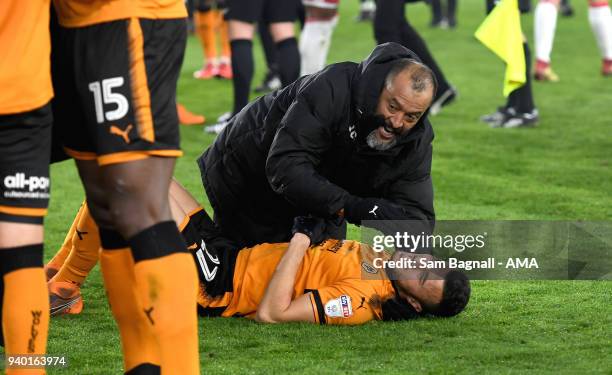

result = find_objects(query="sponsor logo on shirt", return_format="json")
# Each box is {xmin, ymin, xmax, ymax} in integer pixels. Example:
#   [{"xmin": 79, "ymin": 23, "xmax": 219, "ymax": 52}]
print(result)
[{"xmin": 325, "ymin": 295, "xmax": 353, "ymax": 318}]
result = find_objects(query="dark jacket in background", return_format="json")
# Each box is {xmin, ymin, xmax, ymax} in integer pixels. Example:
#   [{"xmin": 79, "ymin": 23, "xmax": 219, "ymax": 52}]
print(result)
[{"xmin": 198, "ymin": 43, "xmax": 435, "ymax": 248}]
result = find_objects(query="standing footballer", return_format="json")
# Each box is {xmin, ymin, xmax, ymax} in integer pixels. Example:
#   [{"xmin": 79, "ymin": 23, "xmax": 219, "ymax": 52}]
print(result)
[
  {"xmin": 51, "ymin": 1, "xmax": 199, "ymax": 373},
  {"xmin": 0, "ymin": 2, "xmax": 53, "ymax": 372}
]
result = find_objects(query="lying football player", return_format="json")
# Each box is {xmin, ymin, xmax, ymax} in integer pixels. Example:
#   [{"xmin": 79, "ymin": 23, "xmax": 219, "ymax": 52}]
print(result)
[{"xmin": 45, "ymin": 179, "xmax": 470, "ymax": 324}]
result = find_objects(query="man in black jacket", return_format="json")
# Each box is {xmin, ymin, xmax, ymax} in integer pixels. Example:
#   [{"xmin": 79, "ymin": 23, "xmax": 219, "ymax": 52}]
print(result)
[{"xmin": 198, "ymin": 43, "xmax": 437, "ymax": 249}]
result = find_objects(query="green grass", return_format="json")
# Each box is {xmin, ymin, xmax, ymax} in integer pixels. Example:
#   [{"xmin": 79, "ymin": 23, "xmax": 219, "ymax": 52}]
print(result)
[{"xmin": 38, "ymin": 1, "xmax": 612, "ymax": 373}]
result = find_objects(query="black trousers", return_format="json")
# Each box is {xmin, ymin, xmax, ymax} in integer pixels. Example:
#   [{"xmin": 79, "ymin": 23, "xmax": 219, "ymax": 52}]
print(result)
[{"xmin": 374, "ymin": 0, "xmax": 451, "ymax": 97}]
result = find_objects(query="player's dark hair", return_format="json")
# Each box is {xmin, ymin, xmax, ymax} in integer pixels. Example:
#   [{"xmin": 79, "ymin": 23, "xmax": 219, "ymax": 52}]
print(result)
[
  {"xmin": 385, "ymin": 58, "xmax": 438, "ymax": 95},
  {"xmin": 427, "ymin": 271, "xmax": 471, "ymax": 318}
]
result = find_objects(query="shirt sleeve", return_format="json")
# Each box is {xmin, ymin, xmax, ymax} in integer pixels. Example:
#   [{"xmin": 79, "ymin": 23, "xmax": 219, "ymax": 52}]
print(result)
[{"xmin": 306, "ymin": 280, "xmax": 382, "ymax": 326}]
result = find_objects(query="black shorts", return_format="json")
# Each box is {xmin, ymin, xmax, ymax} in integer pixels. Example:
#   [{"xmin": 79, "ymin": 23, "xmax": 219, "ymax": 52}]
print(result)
[
  {"xmin": 52, "ymin": 17, "xmax": 186, "ymax": 166},
  {"xmin": 195, "ymin": 0, "xmax": 228, "ymax": 12},
  {"xmin": 225, "ymin": 0, "xmax": 300, "ymax": 23},
  {"xmin": 0, "ymin": 104, "xmax": 52, "ymax": 224},
  {"xmin": 180, "ymin": 208, "xmax": 240, "ymax": 304}
]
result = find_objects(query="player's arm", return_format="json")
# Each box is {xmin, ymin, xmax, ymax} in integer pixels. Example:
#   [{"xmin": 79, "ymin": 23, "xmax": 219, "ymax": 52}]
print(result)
[
  {"xmin": 255, "ymin": 232, "xmax": 315, "ymax": 323},
  {"xmin": 255, "ymin": 217, "xmax": 326, "ymax": 323}
]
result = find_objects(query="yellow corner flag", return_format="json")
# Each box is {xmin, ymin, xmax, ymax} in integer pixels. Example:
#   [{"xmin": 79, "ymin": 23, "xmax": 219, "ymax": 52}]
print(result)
[{"xmin": 475, "ymin": 0, "xmax": 526, "ymax": 97}]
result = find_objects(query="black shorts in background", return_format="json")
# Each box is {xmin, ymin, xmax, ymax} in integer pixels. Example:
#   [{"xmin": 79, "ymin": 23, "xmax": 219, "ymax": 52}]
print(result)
[
  {"xmin": 52, "ymin": 17, "xmax": 186, "ymax": 166},
  {"xmin": 225, "ymin": 0, "xmax": 300, "ymax": 23},
  {"xmin": 0, "ymin": 104, "xmax": 52, "ymax": 224}
]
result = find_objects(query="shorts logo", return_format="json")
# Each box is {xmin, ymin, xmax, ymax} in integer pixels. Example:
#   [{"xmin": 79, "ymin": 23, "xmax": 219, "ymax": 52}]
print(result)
[
  {"xmin": 3, "ymin": 173, "xmax": 50, "ymax": 200},
  {"xmin": 324, "ymin": 295, "xmax": 353, "ymax": 318},
  {"xmin": 110, "ymin": 124, "xmax": 133, "ymax": 144},
  {"xmin": 195, "ymin": 240, "xmax": 220, "ymax": 282}
]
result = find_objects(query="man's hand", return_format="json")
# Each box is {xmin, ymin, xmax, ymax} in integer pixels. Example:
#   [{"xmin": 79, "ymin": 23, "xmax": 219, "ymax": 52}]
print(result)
[
  {"xmin": 291, "ymin": 216, "xmax": 326, "ymax": 245},
  {"xmin": 344, "ymin": 196, "xmax": 388, "ymax": 224}
]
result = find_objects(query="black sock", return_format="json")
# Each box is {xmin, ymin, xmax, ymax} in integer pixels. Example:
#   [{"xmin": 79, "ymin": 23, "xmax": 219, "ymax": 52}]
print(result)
[
  {"xmin": 447, "ymin": 0, "xmax": 457, "ymax": 24},
  {"xmin": 258, "ymin": 23, "xmax": 277, "ymax": 73},
  {"xmin": 128, "ymin": 221, "xmax": 187, "ymax": 263},
  {"xmin": 431, "ymin": 0, "xmax": 442, "ymax": 23},
  {"xmin": 276, "ymin": 37, "xmax": 300, "ymax": 87},
  {"xmin": 99, "ymin": 228, "xmax": 128, "ymax": 250},
  {"xmin": 507, "ymin": 42, "xmax": 535, "ymax": 113},
  {"xmin": 400, "ymin": 21, "xmax": 451, "ymax": 95},
  {"xmin": 230, "ymin": 39, "xmax": 253, "ymax": 115},
  {"xmin": 125, "ymin": 363, "xmax": 161, "ymax": 375}
]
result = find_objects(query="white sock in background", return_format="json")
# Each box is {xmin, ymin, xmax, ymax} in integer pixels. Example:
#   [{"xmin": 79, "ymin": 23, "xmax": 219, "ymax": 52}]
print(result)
[
  {"xmin": 534, "ymin": 1, "xmax": 558, "ymax": 64},
  {"xmin": 588, "ymin": 1, "xmax": 612, "ymax": 60},
  {"xmin": 299, "ymin": 16, "xmax": 338, "ymax": 76}
]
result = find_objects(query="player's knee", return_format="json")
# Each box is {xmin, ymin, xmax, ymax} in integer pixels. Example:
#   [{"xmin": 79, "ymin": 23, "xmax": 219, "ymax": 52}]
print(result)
[
  {"xmin": 270, "ymin": 22, "xmax": 295, "ymax": 42},
  {"xmin": 83, "ymin": 186, "xmax": 114, "ymax": 229},
  {"xmin": 107, "ymin": 191, "xmax": 170, "ymax": 236}
]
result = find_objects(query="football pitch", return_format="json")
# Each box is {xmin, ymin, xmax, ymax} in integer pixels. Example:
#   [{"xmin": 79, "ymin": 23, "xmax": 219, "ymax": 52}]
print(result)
[{"xmin": 43, "ymin": 1, "xmax": 611, "ymax": 373}]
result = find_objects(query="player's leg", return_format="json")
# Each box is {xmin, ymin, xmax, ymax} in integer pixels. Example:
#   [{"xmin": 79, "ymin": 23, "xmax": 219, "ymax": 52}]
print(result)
[
  {"xmin": 217, "ymin": 1, "xmax": 233, "ymax": 80},
  {"xmin": 101, "ymin": 159, "xmax": 199, "ymax": 374},
  {"xmin": 98, "ymin": 17, "xmax": 198, "ymax": 373},
  {"xmin": 226, "ymin": 0, "xmax": 259, "ymax": 115},
  {"xmin": 229, "ymin": 20, "xmax": 256, "ymax": 114},
  {"xmin": 534, "ymin": 0, "xmax": 560, "ymax": 81},
  {"xmin": 588, "ymin": 0, "xmax": 612, "ymax": 75},
  {"xmin": 43, "ymin": 203, "xmax": 84, "ymax": 280},
  {"xmin": 0, "ymin": 106, "xmax": 52, "ymax": 374},
  {"xmin": 46, "ymin": 178, "xmax": 198, "ymax": 317},
  {"xmin": 57, "ymin": 16, "xmax": 199, "ymax": 372},
  {"xmin": 193, "ymin": 1, "xmax": 220, "ymax": 79},
  {"xmin": 73, "ymin": 159, "xmax": 164, "ymax": 373},
  {"xmin": 268, "ymin": 0, "xmax": 300, "ymax": 85},
  {"xmin": 447, "ymin": 0, "xmax": 458, "ymax": 28},
  {"xmin": 430, "ymin": 0, "xmax": 444, "ymax": 27},
  {"xmin": 494, "ymin": 37, "xmax": 539, "ymax": 128},
  {"xmin": 254, "ymin": 20, "xmax": 282, "ymax": 93},
  {"xmin": 48, "ymin": 201, "xmax": 99, "ymax": 316},
  {"xmin": 299, "ymin": 2, "xmax": 339, "ymax": 76}
]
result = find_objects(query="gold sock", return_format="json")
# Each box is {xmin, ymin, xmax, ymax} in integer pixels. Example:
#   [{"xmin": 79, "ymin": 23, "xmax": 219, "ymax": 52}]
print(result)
[
  {"xmin": 53, "ymin": 203, "xmax": 100, "ymax": 286},
  {"xmin": 133, "ymin": 253, "xmax": 199, "ymax": 375},
  {"xmin": 3, "ymin": 268, "xmax": 49, "ymax": 375},
  {"xmin": 219, "ymin": 14, "xmax": 231, "ymax": 58},
  {"xmin": 198, "ymin": 10, "xmax": 218, "ymax": 60},
  {"xmin": 45, "ymin": 202, "xmax": 86, "ymax": 273},
  {"xmin": 99, "ymin": 249, "xmax": 160, "ymax": 372}
]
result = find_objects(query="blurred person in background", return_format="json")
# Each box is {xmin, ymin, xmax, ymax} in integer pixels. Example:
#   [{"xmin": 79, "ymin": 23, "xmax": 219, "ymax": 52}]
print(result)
[
  {"xmin": 300, "ymin": 0, "xmax": 340, "ymax": 76},
  {"xmin": 218, "ymin": 0, "xmax": 301, "ymax": 129},
  {"xmin": 374, "ymin": 0, "xmax": 457, "ymax": 115},
  {"xmin": 430, "ymin": 0, "xmax": 458, "ymax": 28},
  {"xmin": 480, "ymin": 0, "xmax": 539, "ymax": 128},
  {"xmin": 192, "ymin": 0, "xmax": 233, "ymax": 80},
  {"xmin": 533, "ymin": 0, "xmax": 612, "ymax": 81}
]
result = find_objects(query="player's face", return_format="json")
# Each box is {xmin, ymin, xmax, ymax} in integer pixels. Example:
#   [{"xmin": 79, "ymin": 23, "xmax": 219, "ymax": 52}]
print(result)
[
  {"xmin": 394, "ymin": 254, "xmax": 444, "ymax": 313},
  {"xmin": 371, "ymin": 71, "xmax": 433, "ymax": 150}
]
